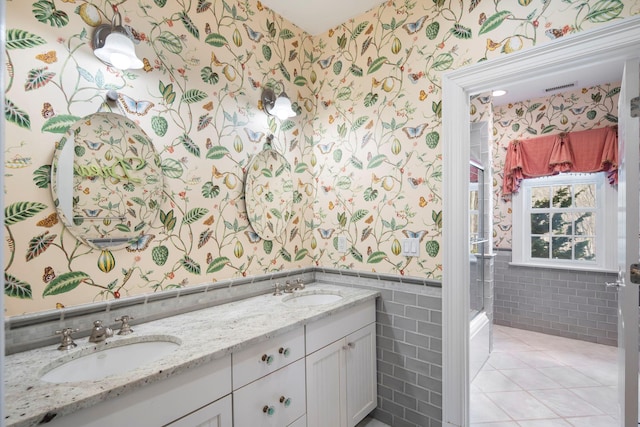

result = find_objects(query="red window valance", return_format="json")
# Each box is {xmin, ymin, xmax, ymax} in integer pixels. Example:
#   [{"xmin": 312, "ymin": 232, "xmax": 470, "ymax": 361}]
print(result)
[{"xmin": 502, "ymin": 126, "xmax": 618, "ymax": 196}]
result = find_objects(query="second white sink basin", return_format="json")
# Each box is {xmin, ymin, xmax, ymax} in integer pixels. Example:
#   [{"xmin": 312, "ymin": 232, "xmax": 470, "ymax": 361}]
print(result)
[
  {"xmin": 282, "ymin": 291, "xmax": 344, "ymax": 307},
  {"xmin": 40, "ymin": 337, "xmax": 180, "ymax": 383}
]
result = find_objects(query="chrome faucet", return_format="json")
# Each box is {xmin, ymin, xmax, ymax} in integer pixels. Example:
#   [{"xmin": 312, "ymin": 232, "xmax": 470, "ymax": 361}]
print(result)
[
  {"xmin": 89, "ymin": 320, "xmax": 114, "ymax": 343},
  {"xmin": 283, "ymin": 278, "xmax": 305, "ymax": 293}
]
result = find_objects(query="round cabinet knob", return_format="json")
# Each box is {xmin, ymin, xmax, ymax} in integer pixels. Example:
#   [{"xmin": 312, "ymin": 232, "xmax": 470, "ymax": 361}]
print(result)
[
  {"xmin": 262, "ymin": 405, "xmax": 275, "ymax": 416},
  {"xmin": 261, "ymin": 354, "xmax": 275, "ymax": 365},
  {"xmin": 279, "ymin": 396, "xmax": 292, "ymax": 407},
  {"xmin": 278, "ymin": 347, "xmax": 291, "ymax": 357}
]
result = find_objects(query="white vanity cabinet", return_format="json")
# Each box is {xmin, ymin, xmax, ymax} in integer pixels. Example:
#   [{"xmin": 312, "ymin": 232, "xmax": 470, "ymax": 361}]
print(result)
[
  {"xmin": 43, "ymin": 355, "xmax": 232, "ymax": 427},
  {"xmin": 306, "ymin": 301, "xmax": 377, "ymax": 427}
]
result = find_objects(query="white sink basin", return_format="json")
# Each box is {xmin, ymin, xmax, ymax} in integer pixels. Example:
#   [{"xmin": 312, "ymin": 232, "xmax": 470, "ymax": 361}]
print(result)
[
  {"xmin": 282, "ymin": 291, "xmax": 343, "ymax": 307},
  {"xmin": 40, "ymin": 337, "xmax": 180, "ymax": 383}
]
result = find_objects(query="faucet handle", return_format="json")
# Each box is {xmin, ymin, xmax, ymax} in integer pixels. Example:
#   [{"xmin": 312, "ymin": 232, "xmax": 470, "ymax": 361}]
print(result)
[
  {"xmin": 115, "ymin": 315, "xmax": 134, "ymax": 335},
  {"xmin": 55, "ymin": 328, "xmax": 79, "ymax": 351},
  {"xmin": 273, "ymin": 282, "xmax": 282, "ymax": 296}
]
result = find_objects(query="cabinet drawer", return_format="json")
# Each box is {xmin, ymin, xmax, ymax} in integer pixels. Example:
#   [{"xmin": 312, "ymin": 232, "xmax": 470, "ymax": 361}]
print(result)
[
  {"xmin": 165, "ymin": 394, "xmax": 231, "ymax": 427},
  {"xmin": 233, "ymin": 358, "xmax": 306, "ymax": 427},
  {"xmin": 232, "ymin": 326, "xmax": 304, "ymax": 389},
  {"xmin": 306, "ymin": 300, "xmax": 375, "ymax": 354}
]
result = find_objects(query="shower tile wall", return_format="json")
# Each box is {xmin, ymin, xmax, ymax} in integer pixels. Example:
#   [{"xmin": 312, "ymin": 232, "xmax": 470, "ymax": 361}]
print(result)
[{"xmin": 493, "ymin": 250, "xmax": 618, "ymax": 345}]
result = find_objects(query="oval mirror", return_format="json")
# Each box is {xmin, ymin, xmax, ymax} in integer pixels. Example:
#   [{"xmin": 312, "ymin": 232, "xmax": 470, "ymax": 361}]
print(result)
[
  {"xmin": 51, "ymin": 112, "xmax": 164, "ymax": 250},
  {"xmin": 245, "ymin": 148, "xmax": 294, "ymax": 240}
]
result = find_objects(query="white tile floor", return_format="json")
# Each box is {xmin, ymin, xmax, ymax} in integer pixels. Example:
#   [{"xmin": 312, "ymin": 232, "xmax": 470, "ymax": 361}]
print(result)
[{"xmin": 471, "ymin": 325, "xmax": 619, "ymax": 427}]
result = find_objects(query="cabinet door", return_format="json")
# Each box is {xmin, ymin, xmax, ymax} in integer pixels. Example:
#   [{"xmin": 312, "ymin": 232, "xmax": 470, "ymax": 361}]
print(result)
[
  {"xmin": 346, "ymin": 323, "xmax": 377, "ymax": 427},
  {"xmin": 306, "ymin": 339, "xmax": 347, "ymax": 427},
  {"xmin": 165, "ymin": 394, "xmax": 231, "ymax": 427}
]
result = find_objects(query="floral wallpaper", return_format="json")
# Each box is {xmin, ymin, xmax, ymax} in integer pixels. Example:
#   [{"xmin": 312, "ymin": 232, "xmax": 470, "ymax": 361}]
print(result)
[
  {"xmin": 3, "ymin": 0, "xmax": 637, "ymax": 316},
  {"xmin": 491, "ymin": 82, "xmax": 621, "ymax": 248}
]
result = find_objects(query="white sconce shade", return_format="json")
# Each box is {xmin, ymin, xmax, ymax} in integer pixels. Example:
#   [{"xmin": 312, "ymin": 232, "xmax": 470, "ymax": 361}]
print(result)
[
  {"xmin": 92, "ymin": 8, "xmax": 143, "ymax": 70},
  {"xmin": 261, "ymin": 86, "xmax": 297, "ymax": 120},
  {"xmin": 94, "ymin": 32, "xmax": 143, "ymax": 70}
]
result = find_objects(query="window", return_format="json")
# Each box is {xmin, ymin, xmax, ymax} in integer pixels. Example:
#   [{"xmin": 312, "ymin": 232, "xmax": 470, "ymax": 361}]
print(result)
[{"xmin": 512, "ymin": 172, "xmax": 616, "ymax": 271}]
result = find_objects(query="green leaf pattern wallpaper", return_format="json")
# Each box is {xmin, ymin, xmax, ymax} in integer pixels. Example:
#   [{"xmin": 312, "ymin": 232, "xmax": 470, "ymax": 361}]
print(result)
[{"xmin": 3, "ymin": 0, "xmax": 637, "ymax": 315}]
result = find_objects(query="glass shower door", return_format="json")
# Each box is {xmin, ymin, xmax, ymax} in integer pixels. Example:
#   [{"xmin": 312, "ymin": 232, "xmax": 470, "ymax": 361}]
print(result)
[{"xmin": 469, "ymin": 162, "xmax": 485, "ymax": 319}]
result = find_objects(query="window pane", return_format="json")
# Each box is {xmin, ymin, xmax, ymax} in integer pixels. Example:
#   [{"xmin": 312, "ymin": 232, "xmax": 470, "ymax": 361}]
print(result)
[
  {"xmin": 575, "ymin": 237, "xmax": 596, "ymax": 261},
  {"xmin": 531, "ymin": 187, "xmax": 550, "ymax": 208},
  {"xmin": 552, "ymin": 237, "xmax": 572, "ymax": 260},
  {"xmin": 552, "ymin": 185, "xmax": 572, "ymax": 208},
  {"xmin": 574, "ymin": 212, "xmax": 595, "ymax": 236},
  {"xmin": 575, "ymin": 184, "xmax": 596, "ymax": 208},
  {"xmin": 531, "ymin": 213, "xmax": 549, "ymax": 234},
  {"xmin": 531, "ymin": 236, "xmax": 549, "ymax": 259},
  {"xmin": 552, "ymin": 213, "xmax": 573, "ymax": 235},
  {"xmin": 470, "ymin": 213, "xmax": 479, "ymax": 236}
]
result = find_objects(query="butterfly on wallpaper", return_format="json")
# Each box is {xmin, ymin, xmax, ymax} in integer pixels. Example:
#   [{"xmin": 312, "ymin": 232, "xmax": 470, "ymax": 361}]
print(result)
[
  {"xmin": 142, "ymin": 58, "xmax": 153, "ymax": 72},
  {"xmin": 419, "ymin": 90, "xmax": 428, "ymax": 101},
  {"xmin": 82, "ymin": 208, "xmax": 103, "ymax": 218},
  {"xmin": 244, "ymin": 128, "xmax": 265, "ymax": 143},
  {"xmin": 407, "ymin": 177, "xmax": 424, "ymax": 188},
  {"xmin": 365, "ymin": 24, "xmax": 374, "ymax": 35},
  {"xmin": 408, "ymin": 72, "xmax": 424, "ymax": 83},
  {"xmin": 248, "ymin": 77, "xmax": 261, "ymax": 89},
  {"xmin": 211, "ymin": 165, "xmax": 224, "ymax": 178},
  {"xmin": 321, "ymin": 100, "xmax": 332, "ymax": 109},
  {"xmin": 328, "ymin": 201, "xmax": 335, "ymax": 210},
  {"xmin": 205, "ymin": 23, "xmax": 212, "ymax": 34},
  {"xmin": 117, "ymin": 93, "xmax": 154, "ymax": 116},
  {"xmin": 317, "ymin": 55, "xmax": 335, "ymax": 70},
  {"xmin": 243, "ymin": 23, "xmax": 264, "ymax": 42},
  {"xmin": 206, "ymin": 252, "xmax": 213, "ymax": 264},
  {"xmin": 371, "ymin": 77, "xmax": 382, "ymax": 88},
  {"xmin": 202, "ymin": 101, "xmax": 214, "ymax": 111},
  {"xmin": 320, "ymin": 185, "xmax": 332, "ymax": 193},
  {"xmin": 36, "ymin": 50, "xmax": 57, "ymax": 64},
  {"xmin": 477, "ymin": 95, "xmax": 491, "ymax": 104},
  {"xmin": 83, "ymin": 188, "xmax": 91, "ymax": 195},
  {"xmin": 256, "ymin": 0, "xmax": 264, "ymax": 10},
  {"xmin": 570, "ymin": 106, "xmax": 587, "ymax": 115},
  {"xmin": 37, "ymin": 212, "xmax": 58, "ymax": 228},
  {"xmin": 245, "ymin": 230, "xmax": 262, "ymax": 243},
  {"xmin": 126, "ymin": 234, "xmax": 155, "ymax": 252},
  {"xmin": 83, "ymin": 139, "xmax": 104, "ymax": 151},
  {"xmin": 317, "ymin": 142, "xmax": 335, "ymax": 154},
  {"xmin": 203, "ymin": 215, "xmax": 215, "ymax": 226},
  {"xmin": 403, "ymin": 16, "xmax": 427, "ymax": 34},
  {"xmin": 288, "ymin": 49, "xmax": 298, "ymax": 62},
  {"xmin": 318, "ymin": 228, "xmax": 335, "ymax": 239},
  {"xmin": 498, "ymin": 224, "xmax": 512, "ymax": 232},
  {"xmin": 42, "ymin": 266, "xmax": 56, "ymax": 283},
  {"xmin": 478, "ymin": 12, "xmax": 487, "ymax": 25},
  {"xmin": 56, "ymin": 302, "xmax": 65, "ymax": 309},
  {"xmin": 206, "ymin": 138, "xmax": 213, "ymax": 149},
  {"xmin": 402, "ymin": 230, "xmax": 427, "ymax": 242},
  {"xmin": 328, "ymin": 115, "xmax": 335, "ymax": 124},
  {"xmin": 365, "ymin": 215, "xmax": 374, "ymax": 224},
  {"xmin": 498, "ymin": 119, "xmax": 512, "ymax": 128},
  {"xmin": 545, "ymin": 28, "xmax": 564, "ymax": 40},
  {"xmin": 289, "ymin": 139, "xmax": 299, "ymax": 152},
  {"xmin": 292, "ymin": 216, "xmax": 300, "ymax": 225},
  {"xmin": 402, "ymin": 123, "xmax": 427, "ymax": 139},
  {"xmin": 419, "ymin": 196, "xmax": 428, "ymax": 207},
  {"xmin": 41, "ymin": 102, "xmax": 55, "ymax": 118}
]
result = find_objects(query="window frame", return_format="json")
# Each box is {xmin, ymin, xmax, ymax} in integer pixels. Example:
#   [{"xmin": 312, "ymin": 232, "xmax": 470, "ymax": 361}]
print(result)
[{"xmin": 511, "ymin": 172, "xmax": 617, "ymax": 272}]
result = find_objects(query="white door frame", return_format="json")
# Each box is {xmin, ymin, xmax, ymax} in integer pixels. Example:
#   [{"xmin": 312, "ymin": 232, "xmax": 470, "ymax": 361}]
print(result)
[{"xmin": 441, "ymin": 16, "xmax": 640, "ymax": 427}]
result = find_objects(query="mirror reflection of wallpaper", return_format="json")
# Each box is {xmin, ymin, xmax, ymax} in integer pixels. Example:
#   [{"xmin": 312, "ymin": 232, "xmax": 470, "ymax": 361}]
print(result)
[
  {"xmin": 4, "ymin": 0, "xmax": 636, "ymax": 315},
  {"xmin": 491, "ymin": 83, "xmax": 621, "ymax": 249},
  {"xmin": 54, "ymin": 113, "xmax": 163, "ymax": 248}
]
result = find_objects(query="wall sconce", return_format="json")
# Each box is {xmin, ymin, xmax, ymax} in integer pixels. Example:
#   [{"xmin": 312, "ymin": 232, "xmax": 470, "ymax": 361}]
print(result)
[
  {"xmin": 93, "ymin": 6, "xmax": 143, "ymax": 70},
  {"xmin": 261, "ymin": 82, "xmax": 296, "ymax": 120}
]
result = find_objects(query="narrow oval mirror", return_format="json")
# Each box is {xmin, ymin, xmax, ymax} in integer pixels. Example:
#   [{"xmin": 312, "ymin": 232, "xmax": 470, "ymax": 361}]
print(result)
[
  {"xmin": 245, "ymin": 148, "xmax": 293, "ymax": 240},
  {"xmin": 51, "ymin": 112, "xmax": 164, "ymax": 250}
]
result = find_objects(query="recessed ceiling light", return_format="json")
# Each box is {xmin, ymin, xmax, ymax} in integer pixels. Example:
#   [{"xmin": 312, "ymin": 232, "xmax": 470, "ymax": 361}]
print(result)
[{"xmin": 492, "ymin": 89, "xmax": 508, "ymax": 97}]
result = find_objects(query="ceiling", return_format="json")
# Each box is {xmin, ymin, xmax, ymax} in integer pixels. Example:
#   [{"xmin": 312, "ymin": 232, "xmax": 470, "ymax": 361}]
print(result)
[
  {"xmin": 260, "ymin": 0, "xmax": 384, "ymax": 35},
  {"xmin": 259, "ymin": 1, "xmax": 623, "ymax": 104}
]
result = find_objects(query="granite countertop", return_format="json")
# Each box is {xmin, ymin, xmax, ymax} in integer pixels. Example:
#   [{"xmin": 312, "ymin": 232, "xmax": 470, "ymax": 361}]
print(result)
[{"xmin": 4, "ymin": 284, "xmax": 378, "ymax": 427}]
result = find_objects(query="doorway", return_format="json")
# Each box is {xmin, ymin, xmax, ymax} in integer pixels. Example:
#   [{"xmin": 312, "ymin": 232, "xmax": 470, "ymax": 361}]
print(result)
[{"xmin": 441, "ymin": 16, "xmax": 640, "ymax": 427}]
